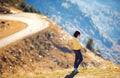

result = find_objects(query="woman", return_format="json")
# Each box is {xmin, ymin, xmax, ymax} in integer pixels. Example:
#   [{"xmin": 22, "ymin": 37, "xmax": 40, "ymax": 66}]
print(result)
[{"xmin": 72, "ymin": 31, "xmax": 83, "ymax": 73}]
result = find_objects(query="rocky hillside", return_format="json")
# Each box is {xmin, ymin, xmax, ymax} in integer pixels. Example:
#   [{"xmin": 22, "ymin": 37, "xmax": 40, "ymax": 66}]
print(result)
[
  {"xmin": 28, "ymin": 0, "xmax": 120, "ymax": 65},
  {"xmin": 0, "ymin": 1, "xmax": 119, "ymax": 78},
  {"xmin": 0, "ymin": 17, "xmax": 119, "ymax": 77}
]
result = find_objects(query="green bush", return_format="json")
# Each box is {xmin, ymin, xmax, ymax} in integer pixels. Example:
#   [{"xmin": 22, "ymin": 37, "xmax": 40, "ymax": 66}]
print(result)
[
  {"xmin": 86, "ymin": 38, "xmax": 95, "ymax": 52},
  {"xmin": 1, "ymin": 0, "xmax": 41, "ymax": 14},
  {"xmin": 86, "ymin": 38, "xmax": 102, "ymax": 56}
]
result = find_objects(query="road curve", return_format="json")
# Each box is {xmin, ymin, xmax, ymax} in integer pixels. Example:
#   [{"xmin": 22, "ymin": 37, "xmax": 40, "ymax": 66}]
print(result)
[{"xmin": 0, "ymin": 13, "xmax": 49, "ymax": 48}]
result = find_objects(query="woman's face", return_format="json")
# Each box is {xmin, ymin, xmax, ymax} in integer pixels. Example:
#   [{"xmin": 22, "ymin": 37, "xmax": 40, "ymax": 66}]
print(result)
[{"xmin": 77, "ymin": 34, "xmax": 80, "ymax": 38}]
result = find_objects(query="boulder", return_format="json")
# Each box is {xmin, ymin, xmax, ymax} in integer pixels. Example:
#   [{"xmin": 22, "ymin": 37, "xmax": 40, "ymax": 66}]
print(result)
[
  {"xmin": 81, "ymin": 62, "xmax": 88, "ymax": 68},
  {"xmin": 1, "ymin": 56, "xmax": 7, "ymax": 62}
]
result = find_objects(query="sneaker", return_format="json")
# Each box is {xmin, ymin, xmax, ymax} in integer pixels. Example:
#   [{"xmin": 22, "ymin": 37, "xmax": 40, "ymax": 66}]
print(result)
[
  {"xmin": 74, "ymin": 68, "xmax": 79, "ymax": 71},
  {"xmin": 73, "ymin": 70, "xmax": 79, "ymax": 73},
  {"xmin": 73, "ymin": 68, "xmax": 79, "ymax": 73}
]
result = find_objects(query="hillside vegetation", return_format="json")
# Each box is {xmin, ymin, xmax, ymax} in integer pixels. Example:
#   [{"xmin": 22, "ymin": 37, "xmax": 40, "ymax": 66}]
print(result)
[
  {"xmin": 0, "ymin": 0, "xmax": 41, "ymax": 14},
  {"xmin": 0, "ymin": 19, "xmax": 119, "ymax": 78},
  {"xmin": 5, "ymin": 68, "xmax": 120, "ymax": 78},
  {"xmin": 0, "ymin": 1, "xmax": 119, "ymax": 78}
]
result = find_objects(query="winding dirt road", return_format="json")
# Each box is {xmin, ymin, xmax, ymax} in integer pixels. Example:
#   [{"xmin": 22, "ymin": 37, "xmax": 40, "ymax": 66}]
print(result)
[{"xmin": 0, "ymin": 13, "xmax": 49, "ymax": 48}]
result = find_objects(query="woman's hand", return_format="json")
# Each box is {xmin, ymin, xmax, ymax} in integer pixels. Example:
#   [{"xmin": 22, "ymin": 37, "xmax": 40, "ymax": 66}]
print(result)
[{"xmin": 81, "ymin": 48, "xmax": 87, "ymax": 53}]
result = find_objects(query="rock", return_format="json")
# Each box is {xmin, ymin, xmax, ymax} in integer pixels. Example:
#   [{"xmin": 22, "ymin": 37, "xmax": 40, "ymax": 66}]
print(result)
[
  {"xmin": 39, "ymin": 55, "xmax": 42, "ymax": 58},
  {"xmin": 30, "ymin": 59, "xmax": 33, "ymax": 62},
  {"xmin": 66, "ymin": 64, "xmax": 69, "ymax": 68},
  {"xmin": 54, "ymin": 47, "xmax": 57, "ymax": 50},
  {"xmin": 96, "ymin": 52, "xmax": 101, "ymax": 57},
  {"xmin": 47, "ymin": 42, "xmax": 52, "ymax": 49},
  {"xmin": 29, "ymin": 45, "xmax": 34, "ymax": 51},
  {"xmin": 47, "ymin": 33, "xmax": 53, "ymax": 39},
  {"xmin": 0, "ymin": 21, "xmax": 5, "ymax": 24},
  {"xmin": 91, "ymin": 61, "xmax": 95, "ymax": 66},
  {"xmin": 52, "ymin": 58, "xmax": 63, "ymax": 67},
  {"xmin": 63, "ymin": 64, "xmax": 69, "ymax": 68},
  {"xmin": 52, "ymin": 58, "xmax": 57, "ymax": 62},
  {"xmin": 7, "ymin": 23, "xmax": 9, "ymax": 26},
  {"xmin": 15, "ymin": 55, "xmax": 21, "ymax": 60},
  {"xmin": 8, "ymin": 58, "xmax": 15, "ymax": 64},
  {"xmin": 38, "ymin": 51, "xmax": 45, "ymax": 57},
  {"xmin": 23, "ymin": 39, "xmax": 30, "ymax": 45},
  {"xmin": 31, "ymin": 39, "xmax": 34, "ymax": 44},
  {"xmin": 5, "ymin": 49, "xmax": 9, "ymax": 53},
  {"xmin": 81, "ymin": 62, "xmax": 88, "ymax": 68},
  {"xmin": 36, "ymin": 35, "xmax": 40, "ymax": 40},
  {"xmin": 8, "ymin": 65, "xmax": 13, "ymax": 69},
  {"xmin": 18, "ymin": 49, "xmax": 22, "ymax": 55},
  {"xmin": 9, "ymin": 50, "xmax": 14, "ymax": 54},
  {"xmin": 58, "ymin": 62, "xmax": 64, "ymax": 67},
  {"xmin": 1, "ymin": 56, "xmax": 7, "ymax": 62},
  {"xmin": 33, "ymin": 43, "xmax": 38, "ymax": 47},
  {"xmin": 49, "ymin": 66, "xmax": 53, "ymax": 70}
]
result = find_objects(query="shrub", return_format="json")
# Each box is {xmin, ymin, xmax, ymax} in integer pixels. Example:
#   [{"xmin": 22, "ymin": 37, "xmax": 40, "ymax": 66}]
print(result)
[
  {"xmin": 86, "ymin": 38, "xmax": 95, "ymax": 52},
  {"xmin": 1, "ymin": 0, "xmax": 41, "ymax": 14}
]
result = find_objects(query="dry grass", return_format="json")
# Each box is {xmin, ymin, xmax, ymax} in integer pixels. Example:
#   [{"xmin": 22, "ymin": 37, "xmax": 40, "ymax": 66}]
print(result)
[
  {"xmin": 0, "ymin": 12, "xmax": 119, "ymax": 78},
  {"xmin": 0, "ymin": 21, "xmax": 119, "ymax": 78},
  {"xmin": 0, "ymin": 20, "xmax": 27, "ymax": 38},
  {"xmin": 9, "ymin": 6, "xmax": 23, "ymax": 13},
  {"xmin": 2, "ymin": 67, "xmax": 120, "ymax": 78}
]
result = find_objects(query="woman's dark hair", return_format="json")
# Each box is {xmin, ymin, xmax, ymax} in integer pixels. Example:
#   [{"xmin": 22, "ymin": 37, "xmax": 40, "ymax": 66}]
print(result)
[{"xmin": 73, "ymin": 31, "xmax": 80, "ymax": 38}]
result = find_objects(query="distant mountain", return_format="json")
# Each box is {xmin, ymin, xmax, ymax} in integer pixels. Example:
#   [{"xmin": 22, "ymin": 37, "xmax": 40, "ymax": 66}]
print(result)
[{"xmin": 25, "ymin": 0, "xmax": 120, "ymax": 64}]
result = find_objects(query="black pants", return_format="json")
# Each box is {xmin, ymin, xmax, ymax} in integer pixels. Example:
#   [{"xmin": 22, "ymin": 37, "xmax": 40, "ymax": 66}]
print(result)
[{"xmin": 74, "ymin": 50, "xmax": 83, "ymax": 68}]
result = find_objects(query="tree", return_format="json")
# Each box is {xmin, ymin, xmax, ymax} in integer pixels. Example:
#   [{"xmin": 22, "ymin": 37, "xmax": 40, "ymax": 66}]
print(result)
[
  {"xmin": 20, "ymin": 2, "xmax": 26, "ymax": 10},
  {"xmin": 1, "ymin": 0, "xmax": 41, "ymax": 14},
  {"xmin": 37, "ymin": 10, "xmax": 41, "ymax": 14},
  {"xmin": 29, "ymin": 6, "xmax": 35, "ymax": 12},
  {"xmin": 86, "ymin": 38, "xmax": 95, "ymax": 52}
]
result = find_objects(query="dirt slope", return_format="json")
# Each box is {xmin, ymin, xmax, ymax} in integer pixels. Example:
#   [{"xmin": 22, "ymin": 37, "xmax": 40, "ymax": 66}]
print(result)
[
  {"xmin": 0, "ymin": 3, "xmax": 119, "ymax": 78},
  {"xmin": 0, "ymin": 19, "xmax": 27, "ymax": 38},
  {"xmin": 0, "ymin": 17, "xmax": 119, "ymax": 77}
]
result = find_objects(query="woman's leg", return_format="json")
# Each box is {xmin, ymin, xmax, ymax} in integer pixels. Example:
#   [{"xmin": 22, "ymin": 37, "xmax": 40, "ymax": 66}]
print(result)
[
  {"xmin": 77, "ymin": 51, "xmax": 83, "ymax": 67},
  {"xmin": 74, "ymin": 50, "xmax": 78, "ymax": 69},
  {"xmin": 74, "ymin": 50, "xmax": 83, "ymax": 69}
]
